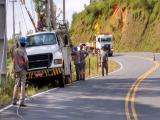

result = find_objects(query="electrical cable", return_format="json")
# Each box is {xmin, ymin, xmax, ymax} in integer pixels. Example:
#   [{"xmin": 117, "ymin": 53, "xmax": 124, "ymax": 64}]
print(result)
[
  {"xmin": 17, "ymin": 106, "xmax": 25, "ymax": 120},
  {"xmin": 15, "ymin": 79, "xmax": 31, "ymax": 120},
  {"xmin": 16, "ymin": 80, "xmax": 36, "ymax": 120}
]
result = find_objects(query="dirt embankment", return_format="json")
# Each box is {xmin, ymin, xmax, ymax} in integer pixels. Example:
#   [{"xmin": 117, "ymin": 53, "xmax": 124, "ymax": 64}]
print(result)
[{"xmin": 71, "ymin": 0, "xmax": 160, "ymax": 52}]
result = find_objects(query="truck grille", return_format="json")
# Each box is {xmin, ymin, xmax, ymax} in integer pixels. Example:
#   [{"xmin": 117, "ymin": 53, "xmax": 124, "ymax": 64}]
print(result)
[{"xmin": 28, "ymin": 53, "xmax": 53, "ymax": 69}]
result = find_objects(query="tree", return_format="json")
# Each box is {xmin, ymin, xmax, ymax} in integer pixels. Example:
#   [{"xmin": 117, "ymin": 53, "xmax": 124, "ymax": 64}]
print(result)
[{"xmin": 33, "ymin": 0, "xmax": 47, "ymax": 20}]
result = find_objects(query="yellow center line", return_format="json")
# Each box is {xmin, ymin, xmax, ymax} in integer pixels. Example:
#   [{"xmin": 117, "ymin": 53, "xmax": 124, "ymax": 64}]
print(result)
[
  {"xmin": 125, "ymin": 78, "xmax": 136, "ymax": 120},
  {"xmin": 125, "ymin": 56, "xmax": 160, "ymax": 120},
  {"xmin": 131, "ymin": 61, "xmax": 160, "ymax": 120}
]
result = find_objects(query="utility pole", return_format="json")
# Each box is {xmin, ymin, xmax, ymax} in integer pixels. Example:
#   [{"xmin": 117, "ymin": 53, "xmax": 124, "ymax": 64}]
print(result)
[
  {"xmin": 10, "ymin": 0, "xmax": 17, "ymax": 39},
  {"xmin": 19, "ymin": 21, "xmax": 22, "ymax": 35},
  {"xmin": 0, "ymin": 0, "xmax": 7, "ymax": 90},
  {"xmin": 46, "ymin": 0, "xmax": 51, "ymax": 31},
  {"xmin": 13, "ymin": 0, "xmax": 15, "ymax": 39},
  {"xmin": 63, "ymin": 0, "xmax": 65, "ymax": 24}
]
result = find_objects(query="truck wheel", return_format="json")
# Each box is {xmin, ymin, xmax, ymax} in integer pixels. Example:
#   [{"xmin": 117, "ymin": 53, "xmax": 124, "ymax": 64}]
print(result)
[
  {"xmin": 58, "ymin": 73, "xmax": 65, "ymax": 88},
  {"xmin": 108, "ymin": 53, "xmax": 113, "ymax": 57}
]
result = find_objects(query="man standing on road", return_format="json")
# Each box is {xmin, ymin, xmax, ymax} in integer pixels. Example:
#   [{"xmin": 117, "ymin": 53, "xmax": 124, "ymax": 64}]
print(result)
[
  {"xmin": 71, "ymin": 47, "xmax": 81, "ymax": 81},
  {"xmin": 100, "ymin": 45, "xmax": 108, "ymax": 76},
  {"xmin": 12, "ymin": 36, "xmax": 28, "ymax": 107},
  {"xmin": 79, "ymin": 45, "xmax": 88, "ymax": 80},
  {"xmin": 37, "ymin": 14, "xmax": 46, "ymax": 31}
]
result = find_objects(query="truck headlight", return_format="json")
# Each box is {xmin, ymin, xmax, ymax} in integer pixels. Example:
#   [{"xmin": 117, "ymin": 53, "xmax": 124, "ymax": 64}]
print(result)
[{"xmin": 54, "ymin": 59, "xmax": 63, "ymax": 64}]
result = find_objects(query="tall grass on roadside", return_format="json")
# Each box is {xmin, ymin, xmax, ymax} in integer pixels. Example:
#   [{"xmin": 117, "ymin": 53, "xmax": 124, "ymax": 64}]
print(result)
[{"xmin": 0, "ymin": 78, "xmax": 14, "ymax": 108}]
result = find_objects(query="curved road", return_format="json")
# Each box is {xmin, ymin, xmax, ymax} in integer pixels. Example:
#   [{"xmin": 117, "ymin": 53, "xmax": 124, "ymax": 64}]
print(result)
[{"xmin": 0, "ymin": 53, "xmax": 160, "ymax": 120}]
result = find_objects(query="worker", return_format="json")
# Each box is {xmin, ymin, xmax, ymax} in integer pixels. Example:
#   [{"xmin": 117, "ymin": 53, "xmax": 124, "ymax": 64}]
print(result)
[
  {"xmin": 37, "ymin": 14, "xmax": 46, "ymax": 31},
  {"xmin": 71, "ymin": 46, "xmax": 80, "ymax": 81},
  {"xmin": 12, "ymin": 36, "xmax": 28, "ymax": 107},
  {"xmin": 79, "ymin": 45, "xmax": 88, "ymax": 80},
  {"xmin": 100, "ymin": 45, "xmax": 109, "ymax": 76}
]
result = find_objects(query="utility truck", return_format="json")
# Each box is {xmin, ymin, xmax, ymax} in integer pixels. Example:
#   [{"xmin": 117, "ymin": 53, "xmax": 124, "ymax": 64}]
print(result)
[
  {"xmin": 23, "ymin": 0, "xmax": 72, "ymax": 87},
  {"xmin": 96, "ymin": 34, "xmax": 113, "ymax": 56},
  {"xmin": 26, "ymin": 25, "xmax": 72, "ymax": 87}
]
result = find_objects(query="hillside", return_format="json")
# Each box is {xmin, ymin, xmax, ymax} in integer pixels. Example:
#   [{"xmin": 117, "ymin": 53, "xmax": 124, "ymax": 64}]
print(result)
[{"xmin": 70, "ymin": 0, "xmax": 160, "ymax": 52}]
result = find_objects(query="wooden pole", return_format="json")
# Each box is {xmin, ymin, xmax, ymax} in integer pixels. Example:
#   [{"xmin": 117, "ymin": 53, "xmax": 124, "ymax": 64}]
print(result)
[
  {"xmin": 89, "ymin": 57, "xmax": 91, "ymax": 77},
  {"xmin": 0, "ymin": 0, "xmax": 7, "ymax": 90}
]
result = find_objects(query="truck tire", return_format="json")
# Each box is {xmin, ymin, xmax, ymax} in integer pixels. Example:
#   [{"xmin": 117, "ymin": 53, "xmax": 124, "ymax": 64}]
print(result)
[
  {"xmin": 58, "ymin": 73, "xmax": 65, "ymax": 88},
  {"xmin": 108, "ymin": 53, "xmax": 113, "ymax": 57}
]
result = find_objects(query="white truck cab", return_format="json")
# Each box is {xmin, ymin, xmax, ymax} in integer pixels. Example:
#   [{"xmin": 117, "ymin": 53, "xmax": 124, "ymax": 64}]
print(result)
[
  {"xmin": 96, "ymin": 34, "xmax": 113, "ymax": 56},
  {"xmin": 26, "ymin": 31, "xmax": 71, "ymax": 87}
]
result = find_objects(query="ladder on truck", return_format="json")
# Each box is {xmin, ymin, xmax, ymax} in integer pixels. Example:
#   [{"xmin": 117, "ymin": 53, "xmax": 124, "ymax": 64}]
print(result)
[{"xmin": 58, "ymin": 23, "xmax": 73, "ymax": 84}]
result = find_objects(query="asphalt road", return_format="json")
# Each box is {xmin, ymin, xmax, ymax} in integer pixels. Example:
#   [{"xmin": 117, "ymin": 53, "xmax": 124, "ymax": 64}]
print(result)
[{"xmin": 0, "ymin": 53, "xmax": 159, "ymax": 120}]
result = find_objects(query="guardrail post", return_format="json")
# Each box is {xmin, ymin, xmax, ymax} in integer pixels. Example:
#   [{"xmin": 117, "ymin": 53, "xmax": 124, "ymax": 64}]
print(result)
[
  {"xmin": 153, "ymin": 53, "xmax": 156, "ymax": 61},
  {"xmin": 96, "ymin": 54, "xmax": 99, "ymax": 75}
]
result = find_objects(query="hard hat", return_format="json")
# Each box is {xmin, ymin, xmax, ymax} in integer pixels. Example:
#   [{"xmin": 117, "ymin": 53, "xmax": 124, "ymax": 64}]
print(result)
[
  {"xmin": 73, "ymin": 46, "xmax": 78, "ymax": 51},
  {"xmin": 19, "ymin": 36, "xmax": 27, "ymax": 44}
]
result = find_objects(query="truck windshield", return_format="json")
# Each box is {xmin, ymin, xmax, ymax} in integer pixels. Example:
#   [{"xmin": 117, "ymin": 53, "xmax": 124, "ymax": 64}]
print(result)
[
  {"xmin": 101, "ymin": 37, "xmax": 112, "ymax": 42},
  {"xmin": 26, "ymin": 34, "xmax": 57, "ymax": 47}
]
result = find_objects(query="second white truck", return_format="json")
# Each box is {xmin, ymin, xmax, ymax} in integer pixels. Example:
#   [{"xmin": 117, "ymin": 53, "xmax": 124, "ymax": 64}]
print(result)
[{"xmin": 96, "ymin": 34, "xmax": 113, "ymax": 56}]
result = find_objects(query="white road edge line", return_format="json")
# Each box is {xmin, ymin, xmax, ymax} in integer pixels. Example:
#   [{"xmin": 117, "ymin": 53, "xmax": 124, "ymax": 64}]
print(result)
[
  {"xmin": 0, "ymin": 60, "xmax": 123, "ymax": 113},
  {"xmin": 0, "ymin": 105, "xmax": 13, "ymax": 113},
  {"xmin": 109, "ymin": 60, "xmax": 123, "ymax": 75},
  {"xmin": 86, "ymin": 59, "xmax": 123, "ymax": 79},
  {"xmin": 0, "ymin": 88, "xmax": 58, "ymax": 113},
  {"xmin": 30, "ymin": 88, "xmax": 57, "ymax": 98}
]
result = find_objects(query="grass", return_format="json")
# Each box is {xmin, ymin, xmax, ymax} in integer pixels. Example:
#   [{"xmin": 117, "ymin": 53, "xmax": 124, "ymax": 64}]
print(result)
[
  {"xmin": 0, "ymin": 79, "xmax": 39, "ymax": 108},
  {"xmin": 108, "ymin": 59, "xmax": 120, "ymax": 73}
]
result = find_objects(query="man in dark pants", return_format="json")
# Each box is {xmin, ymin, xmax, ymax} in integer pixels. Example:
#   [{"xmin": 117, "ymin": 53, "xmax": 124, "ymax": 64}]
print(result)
[
  {"xmin": 100, "ymin": 46, "xmax": 108, "ymax": 76},
  {"xmin": 79, "ymin": 45, "xmax": 88, "ymax": 80},
  {"xmin": 71, "ymin": 47, "xmax": 80, "ymax": 81}
]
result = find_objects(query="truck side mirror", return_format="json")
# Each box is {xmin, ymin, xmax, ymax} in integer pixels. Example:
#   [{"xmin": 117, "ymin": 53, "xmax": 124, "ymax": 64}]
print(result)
[{"xmin": 64, "ymin": 35, "xmax": 68, "ymax": 46}]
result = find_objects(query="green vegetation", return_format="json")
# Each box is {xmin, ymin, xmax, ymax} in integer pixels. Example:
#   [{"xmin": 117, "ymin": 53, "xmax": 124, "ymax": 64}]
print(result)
[
  {"xmin": 0, "ymin": 79, "xmax": 14, "ymax": 108},
  {"xmin": 0, "ymin": 78, "xmax": 39, "ymax": 108},
  {"xmin": 70, "ymin": 0, "xmax": 160, "ymax": 52}
]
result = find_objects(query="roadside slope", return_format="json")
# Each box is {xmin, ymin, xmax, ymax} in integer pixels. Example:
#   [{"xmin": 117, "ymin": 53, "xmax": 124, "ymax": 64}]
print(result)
[{"xmin": 70, "ymin": 0, "xmax": 160, "ymax": 52}]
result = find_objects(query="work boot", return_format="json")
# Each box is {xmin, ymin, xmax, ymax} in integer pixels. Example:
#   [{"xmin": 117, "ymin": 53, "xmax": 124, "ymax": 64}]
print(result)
[
  {"xmin": 20, "ymin": 99, "xmax": 26, "ymax": 107},
  {"xmin": 20, "ymin": 104, "xmax": 27, "ymax": 107},
  {"xmin": 12, "ymin": 102, "xmax": 17, "ymax": 105},
  {"xmin": 12, "ymin": 98, "xmax": 17, "ymax": 105}
]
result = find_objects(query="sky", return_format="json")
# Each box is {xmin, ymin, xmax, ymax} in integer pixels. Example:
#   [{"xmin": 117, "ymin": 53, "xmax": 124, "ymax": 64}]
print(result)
[{"xmin": 7, "ymin": 0, "xmax": 90, "ymax": 39}]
